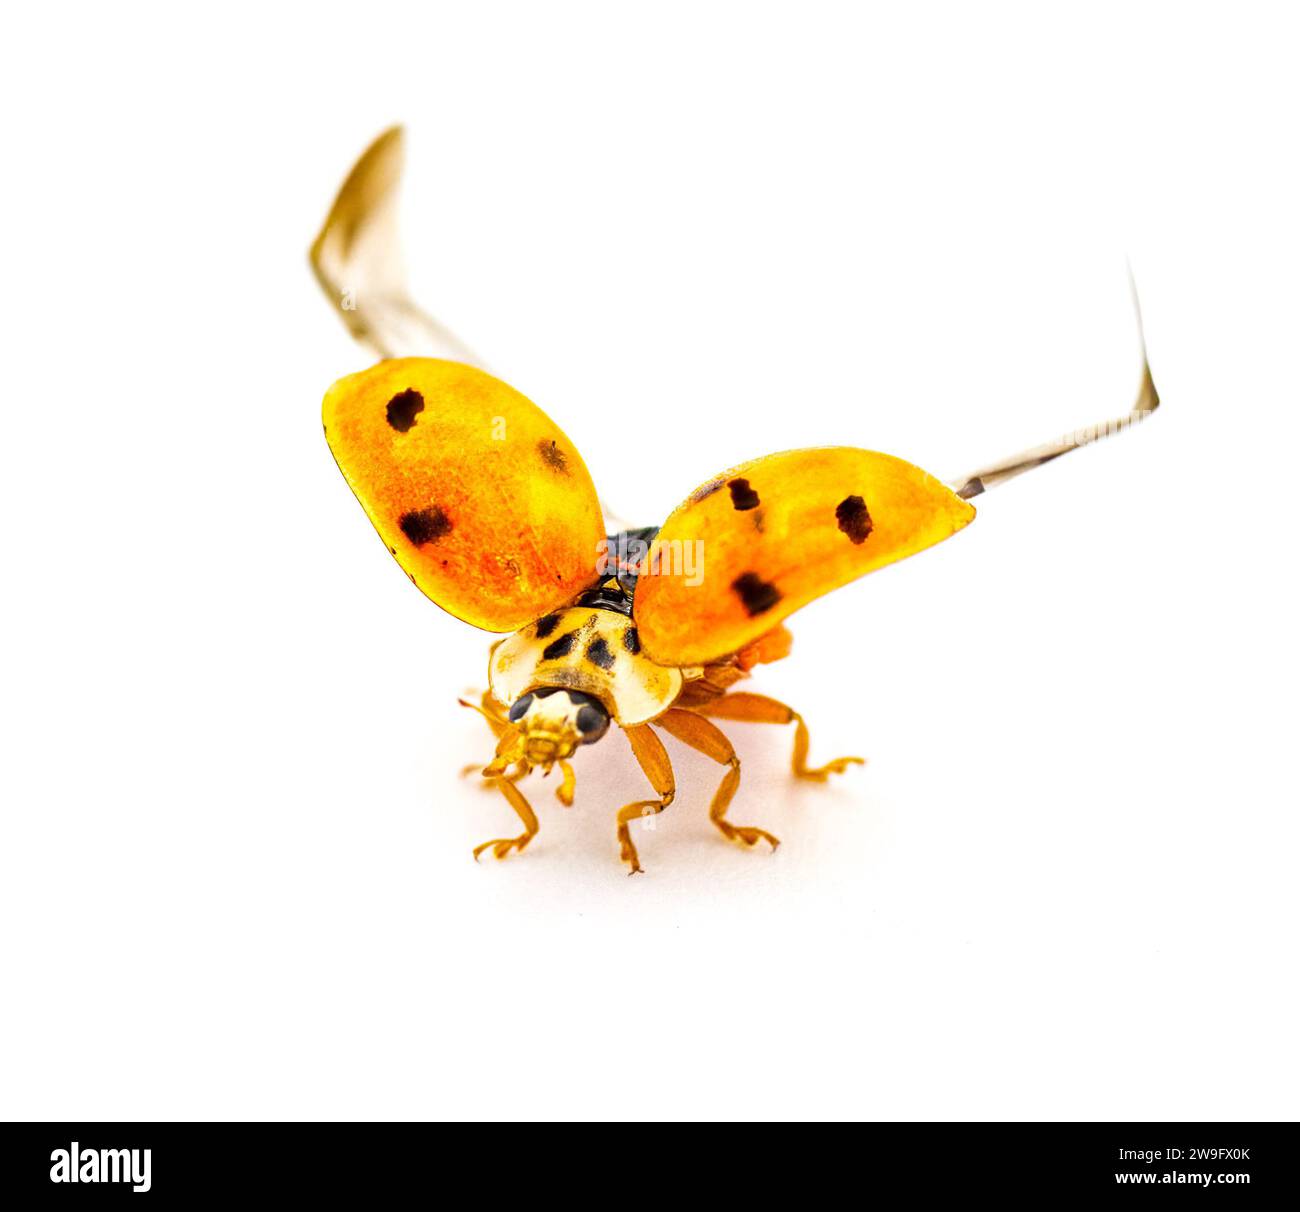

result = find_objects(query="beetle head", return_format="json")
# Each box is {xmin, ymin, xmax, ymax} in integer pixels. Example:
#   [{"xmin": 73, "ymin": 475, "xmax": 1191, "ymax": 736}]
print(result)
[{"xmin": 507, "ymin": 687, "xmax": 611, "ymax": 766}]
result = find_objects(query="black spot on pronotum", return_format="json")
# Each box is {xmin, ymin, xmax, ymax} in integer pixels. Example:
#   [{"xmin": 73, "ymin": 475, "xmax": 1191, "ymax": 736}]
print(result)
[
  {"xmin": 535, "ymin": 613, "xmax": 561, "ymax": 639},
  {"xmin": 835, "ymin": 495, "xmax": 873, "ymax": 544},
  {"xmin": 623, "ymin": 627, "xmax": 640, "ymax": 655},
  {"xmin": 585, "ymin": 637, "xmax": 616, "ymax": 670},
  {"xmin": 399, "ymin": 506, "xmax": 452, "ymax": 546},
  {"xmin": 386, "ymin": 389, "xmax": 425, "ymax": 432},
  {"xmin": 727, "ymin": 478, "xmax": 760, "ymax": 510},
  {"xmin": 731, "ymin": 571, "xmax": 782, "ymax": 617},
  {"xmin": 539, "ymin": 439, "xmax": 568, "ymax": 473},
  {"xmin": 508, "ymin": 694, "xmax": 534, "ymax": 722},
  {"xmin": 690, "ymin": 478, "xmax": 725, "ymax": 503},
  {"xmin": 542, "ymin": 632, "xmax": 577, "ymax": 660}
]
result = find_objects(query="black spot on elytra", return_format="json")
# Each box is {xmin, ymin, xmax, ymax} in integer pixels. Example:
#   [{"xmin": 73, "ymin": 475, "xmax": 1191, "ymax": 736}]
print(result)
[
  {"xmin": 585, "ymin": 637, "xmax": 615, "ymax": 670},
  {"xmin": 535, "ymin": 613, "xmax": 561, "ymax": 638},
  {"xmin": 731, "ymin": 571, "xmax": 781, "ymax": 617},
  {"xmin": 623, "ymin": 627, "xmax": 641, "ymax": 655},
  {"xmin": 399, "ymin": 507, "xmax": 452, "ymax": 546},
  {"xmin": 386, "ymin": 389, "xmax": 424, "ymax": 432},
  {"xmin": 728, "ymin": 478, "xmax": 760, "ymax": 510},
  {"xmin": 835, "ymin": 495, "xmax": 873, "ymax": 544},
  {"xmin": 542, "ymin": 632, "xmax": 577, "ymax": 660},
  {"xmin": 539, "ymin": 439, "xmax": 568, "ymax": 473},
  {"xmin": 690, "ymin": 478, "xmax": 725, "ymax": 503}
]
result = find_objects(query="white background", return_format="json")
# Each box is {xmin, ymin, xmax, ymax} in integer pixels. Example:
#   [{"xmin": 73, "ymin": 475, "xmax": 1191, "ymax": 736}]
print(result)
[{"xmin": 3, "ymin": 2, "xmax": 1297, "ymax": 1121}]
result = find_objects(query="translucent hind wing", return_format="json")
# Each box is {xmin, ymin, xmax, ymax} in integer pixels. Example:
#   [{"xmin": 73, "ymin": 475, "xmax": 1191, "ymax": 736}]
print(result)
[{"xmin": 310, "ymin": 126, "xmax": 482, "ymax": 365}]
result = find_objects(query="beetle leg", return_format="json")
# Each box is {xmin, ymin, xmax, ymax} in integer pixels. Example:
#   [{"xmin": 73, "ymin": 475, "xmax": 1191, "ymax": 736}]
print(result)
[
  {"xmin": 458, "ymin": 698, "xmax": 507, "ymax": 740},
  {"xmin": 616, "ymin": 725, "xmax": 675, "ymax": 874},
  {"xmin": 458, "ymin": 694, "xmax": 523, "ymax": 782},
  {"xmin": 556, "ymin": 759, "xmax": 577, "ymax": 807},
  {"xmin": 458, "ymin": 691, "xmax": 510, "ymax": 739},
  {"xmin": 459, "ymin": 692, "xmax": 528, "ymax": 770},
  {"xmin": 473, "ymin": 777, "xmax": 540, "ymax": 862},
  {"xmin": 656, "ymin": 709, "xmax": 778, "ymax": 851},
  {"xmin": 460, "ymin": 760, "xmax": 527, "ymax": 783},
  {"xmin": 693, "ymin": 692, "xmax": 864, "ymax": 782}
]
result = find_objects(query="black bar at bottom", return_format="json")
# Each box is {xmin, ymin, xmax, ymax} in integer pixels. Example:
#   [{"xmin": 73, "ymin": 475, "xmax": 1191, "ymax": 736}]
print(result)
[{"xmin": 3, "ymin": 1121, "xmax": 1292, "ymax": 1199}]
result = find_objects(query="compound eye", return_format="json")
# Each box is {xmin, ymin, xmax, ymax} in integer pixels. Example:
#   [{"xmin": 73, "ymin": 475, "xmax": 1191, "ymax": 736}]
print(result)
[
  {"xmin": 508, "ymin": 694, "xmax": 534, "ymax": 722},
  {"xmin": 575, "ymin": 703, "xmax": 610, "ymax": 741}
]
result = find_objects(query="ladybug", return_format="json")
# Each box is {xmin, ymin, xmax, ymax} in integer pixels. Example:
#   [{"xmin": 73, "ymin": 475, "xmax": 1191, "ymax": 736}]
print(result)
[{"xmin": 313, "ymin": 128, "xmax": 1159, "ymax": 873}]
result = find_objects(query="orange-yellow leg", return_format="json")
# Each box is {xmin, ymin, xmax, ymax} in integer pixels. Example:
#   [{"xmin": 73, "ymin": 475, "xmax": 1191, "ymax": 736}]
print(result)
[
  {"xmin": 461, "ymin": 761, "xmax": 528, "ymax": 784},
  {"xmin": 459, "ymin": 694, "xmax": 573, "ymax": 804},
  {"xmin": 458, "ymin": 690, "xmax": 510, "ymax": 735},
  {"xmin": 695, "ymin": 692, "xmax": 864, "ymax": 782},
  {"xmin": 473, "ymin": 777, "xmax": 540, "ymax": 862},
  {"xmin": 657, "ymin": 709, "xmax": 779, "ymax": 852},
  {"xmin": 617, "ymin": 725, "xmax": 676, "ymax": 874},
  {"xmin": 555, "ymin": 760, "xmax": 576, "ymax": 807}
]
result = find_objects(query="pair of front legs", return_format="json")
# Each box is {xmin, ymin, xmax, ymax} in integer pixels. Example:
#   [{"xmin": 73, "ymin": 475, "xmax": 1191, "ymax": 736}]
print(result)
[{"xmin": 464, "ymin": 691, "xmax": 862, "ymax": 872}]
